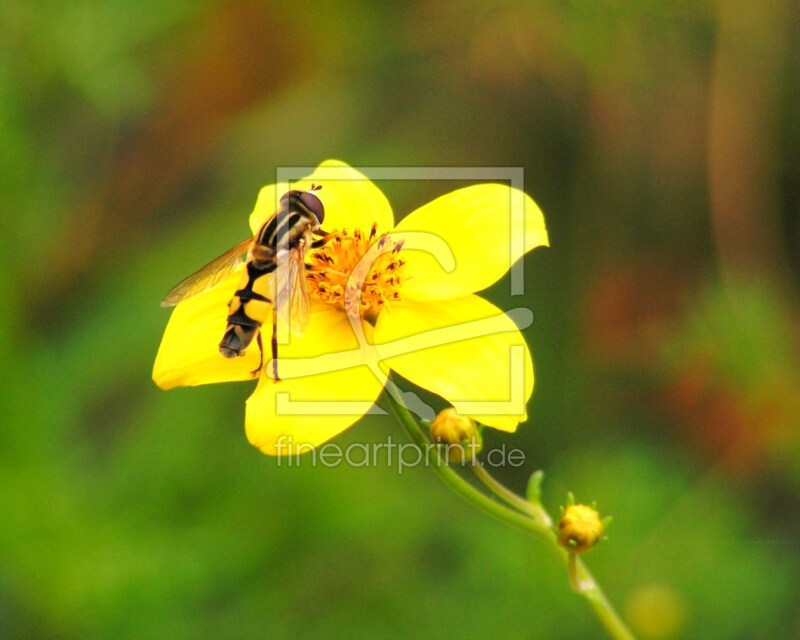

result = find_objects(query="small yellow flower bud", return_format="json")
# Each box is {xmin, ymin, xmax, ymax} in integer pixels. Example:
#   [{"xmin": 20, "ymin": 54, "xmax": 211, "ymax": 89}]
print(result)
[
  {"xmin": 429, "ymin": 408, "xmax": 482, "ymax": 463},
  {"xmin": 557, "ymin": 504, "xmax": 604, "ymax": 554}
]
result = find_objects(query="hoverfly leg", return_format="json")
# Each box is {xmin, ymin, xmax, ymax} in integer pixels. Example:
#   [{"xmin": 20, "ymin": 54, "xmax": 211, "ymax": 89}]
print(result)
[
  {"xmin": 250, "ymin": 332, "xmax": 264, "ymax": 378},
  {"xmin": 310, "ymin": 233, "xmax": 334, "ymax": 249},
  {"xmin": 271, "ymin": 306, "xmax": 280, "ymax": 383}
]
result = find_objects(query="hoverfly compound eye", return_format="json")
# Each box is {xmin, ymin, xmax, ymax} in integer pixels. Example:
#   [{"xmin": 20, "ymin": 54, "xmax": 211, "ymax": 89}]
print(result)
[{"xmin": 299, "ymin": 190, "xmax": 325, "ymax": 224}]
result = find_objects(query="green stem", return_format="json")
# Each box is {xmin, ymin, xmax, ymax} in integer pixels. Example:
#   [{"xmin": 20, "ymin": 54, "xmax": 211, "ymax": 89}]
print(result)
[
  {"xmin": 385, "ymin": 396, "xmax": 554, "ymax": 546},
  {"xmin": 571, "ymin": 557, "xmax": 636, "ymax": 640},
  {"xmin": 471, "ymin": 462, "xmax": 551, "ymax": 528},
  {"xmin": 385, "ymin": 394, "xmax": 636, "ymax": 640}
]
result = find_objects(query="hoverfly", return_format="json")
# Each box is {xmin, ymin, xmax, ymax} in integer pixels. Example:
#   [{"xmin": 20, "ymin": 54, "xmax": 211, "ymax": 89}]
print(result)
[{"xmin": 161, "ymin": 186, "xmax": 327, "ymax": 381}]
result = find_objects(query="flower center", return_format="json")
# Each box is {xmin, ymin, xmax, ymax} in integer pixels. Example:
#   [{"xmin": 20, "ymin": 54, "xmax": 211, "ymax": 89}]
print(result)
[{"xmin": 306, "ymin": 223, "xmax": 405, "ymax": 322}]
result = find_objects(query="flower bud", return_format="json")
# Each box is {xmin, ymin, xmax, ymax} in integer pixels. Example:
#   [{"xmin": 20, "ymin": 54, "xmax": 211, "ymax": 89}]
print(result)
[
  {"xmin": 429, "ymin": 408, "xmax": 482, "ymax": 463},
  {"xmin": 557, "ymin": 504, "xmax": 604, "ymax": 554}
]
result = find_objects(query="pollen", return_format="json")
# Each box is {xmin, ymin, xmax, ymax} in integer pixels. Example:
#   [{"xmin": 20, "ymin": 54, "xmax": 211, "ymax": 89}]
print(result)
[{"xmin": 306, "ymin": 223, "xmax": 405, "ymax": 322}]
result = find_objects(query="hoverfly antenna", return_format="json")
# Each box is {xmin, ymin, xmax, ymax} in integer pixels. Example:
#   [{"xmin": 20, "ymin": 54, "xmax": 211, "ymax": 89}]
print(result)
[{"xmin": 310, "ymin": 183, "xmax": 322, "ymax": 191}]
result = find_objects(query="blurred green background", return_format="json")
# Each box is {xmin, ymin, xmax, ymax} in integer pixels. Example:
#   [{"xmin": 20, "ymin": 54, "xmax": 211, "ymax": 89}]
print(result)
[{"xmin": 2, "ymin": 0, "xmax": 799, "ymax": 638}]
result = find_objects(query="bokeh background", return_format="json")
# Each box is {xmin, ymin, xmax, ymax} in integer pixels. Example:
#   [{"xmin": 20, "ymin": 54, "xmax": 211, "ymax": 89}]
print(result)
[{"xmin": 2, "ymin": 1, "xmax": 799, "ymax": 638}]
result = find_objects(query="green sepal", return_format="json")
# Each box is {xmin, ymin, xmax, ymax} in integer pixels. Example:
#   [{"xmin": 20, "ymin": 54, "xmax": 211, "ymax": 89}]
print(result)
[{"xmin": 526, "ymin": 470, "xmax": 545, "ymax": 505}]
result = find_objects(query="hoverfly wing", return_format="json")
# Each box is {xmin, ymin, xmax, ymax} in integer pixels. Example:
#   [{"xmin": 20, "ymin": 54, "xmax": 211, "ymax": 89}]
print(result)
[
  {"xmin": 274, "ymin": 244, "xmax": 310, "ymax": 334},
  {"xmin": 288, "ymin": 247, "xmax": 311, "ymax": 334},
  {"xmin": 161, "ymin": 238, "xmax": 253, "ymax": 307}
]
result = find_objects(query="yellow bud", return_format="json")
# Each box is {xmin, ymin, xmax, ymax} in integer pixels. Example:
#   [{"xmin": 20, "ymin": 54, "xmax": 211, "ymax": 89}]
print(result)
[
  {"xmin": 429, "ymin": 408, "xmax": 482, "ymax": 463},
  {"xmin": 557, "ymin": 504, "xmax": 604, "ymax": 554}
]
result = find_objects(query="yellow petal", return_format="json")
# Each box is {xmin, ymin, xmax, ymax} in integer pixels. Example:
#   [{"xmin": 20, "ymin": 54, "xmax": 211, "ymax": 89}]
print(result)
[
  {"xmin": 374, "ymin": 295, "xmax": 534, "ymax": 431},
  {"xmin": 246, "ymin": 307, "xmax": 387, "ymax": 455},
  {"xmin": 153, "ymin": 271, "xmax": 259, "ymax": 389},
  {"xmin": 394, "ymin": 184, "xmax": 548, "ymax": 300},
  {"xmin": 249, "ymin": 160, "xmax": 394, "ymax": 236}
]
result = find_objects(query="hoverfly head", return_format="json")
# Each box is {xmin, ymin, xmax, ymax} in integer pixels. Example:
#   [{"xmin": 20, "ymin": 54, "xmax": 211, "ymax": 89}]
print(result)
[
  {"xmin": 298, "ymin": 188, "xmax": 325, "ymax": 225},
  {"xmin": 280, "ymin": 187, "xmax": 325, "ymax": 225}
]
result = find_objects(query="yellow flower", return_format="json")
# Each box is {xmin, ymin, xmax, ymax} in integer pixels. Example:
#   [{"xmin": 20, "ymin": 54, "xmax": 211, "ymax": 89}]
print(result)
[{"xmin": 153, "ymin": 160, "xmax": 548, "ymax": 455}]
